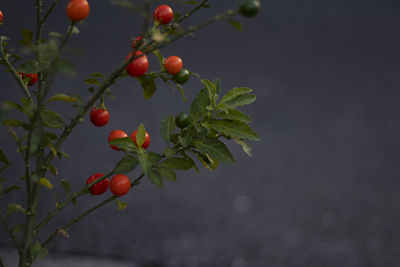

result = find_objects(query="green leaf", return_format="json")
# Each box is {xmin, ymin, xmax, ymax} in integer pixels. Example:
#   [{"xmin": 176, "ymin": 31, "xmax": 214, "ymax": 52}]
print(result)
[
  {"xmin": 138, "ymin": 151, "xmax": 150, "ymax": 176},
  {"xmin": 193, "ymin": 137, "xmax": 235, "ymax": 164},
  {"xmin": 55, "ymin": 59, "xmax": 76, "ymax": 77},
  {"xmin": 1, "ymin": 185, "xmax": 21, "ymax": 196},
  {"xmin": 48, "ymin": 31, "xmax": 64, "ymax": 38},
  {"xmin": 213, "ymin": 109, "xmax": 252, "ymax": 123},
  {"xmin": 4, "ymin": 101, "xmax": 24, "ymax": 112},
  {"xmin": 157, "ymin": 166, "xmax": 176, "ymax": 182},
  {"xmin": 148, "ymin": 152, "xmax": 163, "ymax": 164},
  {"xmin": 115, "ymin": 199, "xmax": 128, "ymax": 210},
  {"xmin": 219, "ymin": 87, "xmax": 252, "ymax": 104},
  {"xmin": 224, "ymin": 94, "xmax": 256, "ymax": 109},
  {"xmin": 192, "ymin": 150, "xmax": 218, "ymax": 171},
  {"xmin": 70, "ymin": 25, "xmax": 80, "ymax": 34},
  {"xmin": 3, "ymin": 118, "xmax": 28, "ymax": 128},
  {"xmin": 39, "ymin": 177, "xmax": 53, "ymax": 189},
  {"xmin": 186, "ymin": 0, "xmax": 198, "ymax": 4},
  {"xmin": 190, "ymin": 88, "xmax": 210, "ymax": 122},
  {"xmin": 201, "ymin": 79, "xmax": 217, "ymax": 105},
  {"xmin": 49, "ymin": 164, "xmax": 58, "ymax": 176},
  {"xmin": 12, "ymin": 224, "xmax": 25, "ymax": 234},
  {"xmin": 60, "ymin": 179, "xmax": 70, "ymax": 194},
  {"xmin": 160, "ymin": 115, "xmax": 176, "ymax": 146},
  {"xmin": 201, "ymin": 3, "xmax": 211, "ymax": 8},
  {"xmin": 212, "ymin": 79, "xmax": 221, "ymax": 95},
  {"xmin": 227, "ymin": 19, "xmax": 243, "ymax": 31},
  {"xmin": 45, "ymin": 132, "xmax": 58, "ymax": 140},
  {"xmin": 19, "ymin": 28, "xmax": 33, "ymax": 46},
  {"xmin": 0, "ymin": 149, "xmax": 8, "ymax": 164},
  {"xmin": 137, "ymin": 76, "xmax": 156, "ymax": 100},
  {"xmin": 85, "ymin": 77, "xmax": 100, "ymax": 85},
  {"xmin": 148, "ymin": 169, "xmax": 163, "ymax": 188},
  {"xmin": 163, "ymin": 147, "xmax": 178, "ymax": 158},
  {"xmin": 32, "ymin": 241, "xmax": 48, "ymax": 259},
  {"xmin": 90, "ymin": 72, "xmax": 105, "ymax": 79},
  {"xmin": 136, "ymin": 123, "xmax": 146, "ymax": 148},
  {"xmin": 109, "ymin": 137, "xmax": 137, "ymax": 151},
  {"xmin": 113, "ymin": 155, "xmax": 139, "ymax": 174},
  {"xmin": 233, "ymin": 137, "xmax": 252, "ymax": 157},
  {"xmin": 48, "ymin": 93, "xmax": 79, "ymax": 103},
  {"xmin": 204, "ymin": 118, "xmax": 260, "ymax": 141},
  {"xmin": 41, "ymin": 110, "xmax": 64, "ymax": 128},
  {"xmin": 17, "ymin": 60, "xmax": 42, "ymax": 73},
  {"xmin": 162, "ymin": 157, "xmax": 194, "ymax": 170},
  {"xmin": 7, "ymin": 203, "xmax": 25, "ymax": 216}
]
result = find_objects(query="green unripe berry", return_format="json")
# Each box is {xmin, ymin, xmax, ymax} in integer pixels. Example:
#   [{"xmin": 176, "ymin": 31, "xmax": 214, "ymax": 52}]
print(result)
[
  {"xmin": 172, "ymin": 69, "xmax": 190, "ymax": 84},
  {"xmin": 175, "ymin": 112, "xmax": 190, "ymax": 129},
  {"xmin": 239, "ymin": 0, "xmax": 260, "ymax": 18}
]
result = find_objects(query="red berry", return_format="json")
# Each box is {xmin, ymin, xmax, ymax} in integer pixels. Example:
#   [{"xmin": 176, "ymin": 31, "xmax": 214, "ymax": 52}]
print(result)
[
  {"xmin": 164, "ymin": 56, "xmax": 183, "ymax": 75},
  {"xmin": 130, "ymin": 130, "xmax": 151, "ymax": 149},
  {"xmin": 66, "ymin": 0, "xmax": 90, "ymax": 21},
  {"xmin": 0, "ymin": 10, "xmax": 4, "ymax": 24},
  {"xmin": 19, "ymin": 73, "xmax": 38, "ymax": 87},
  {"xmin": 132, "ymin": 36, "xmax": 145, "ymax": 49},
  {"xmin": 86, "ymin": 173, "xmax": 109, "ymax": 195},
  {"xmin": 90, "ymin": 107, "xmax": 110, "ymax": 127},
  {"xmin": 126, "ymin": 51, "xmax": 149, "ymax": 77},
  {"xmin": 153, "ymin": 5, "xmax": 173, "ymax": 25},
  {"xmin": 110, "ymin": 174, "xmax": 131, "ymax": 196},
  {"xmin": 108, "ymin": 130, "xmax": 128, "ymax": 151}
]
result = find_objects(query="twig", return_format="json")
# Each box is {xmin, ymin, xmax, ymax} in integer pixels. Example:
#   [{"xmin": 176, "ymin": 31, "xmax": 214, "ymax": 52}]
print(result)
[
  {"xmin": 41, "ymin": 0, "xmax": 60, "ymax": 24},
  {"xmin": 0, "ymin": 210, "xmax": 22, "ymax": 255}
]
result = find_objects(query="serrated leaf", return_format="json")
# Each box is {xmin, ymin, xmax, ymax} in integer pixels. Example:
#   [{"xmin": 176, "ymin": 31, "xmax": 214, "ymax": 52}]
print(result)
[
  {"xmin": 193, "ymin": 137, "xmax": 235, "ymax": 164},
  {"xmin": 227, "ymin": 19, "xmax": 243, "ymax": 31},
  {"xmin": 17, "ymin": 60, "xmax": 42, "ymax": 73},
  {"xmin": 157, "ymin": 166, "xmax": 177, "ymax": 182},
  {"xmin": 12, "ymin": 224, "xmax": 25, "ymax": 234},
  {"xmin": 162, "ymin": 157, "xmax": 194, "ymax": 170},
  {"xmin": 233, "ymin": 137, "xmax": 252, "ymax": 157},
  {"xmin": 115, "ymin": 200, "xmax": 128, "ymax": 210},
  {"xmin": 219, "ymin": 87, "xmax": 252, "ymax": 104},
  {"xmin": 19, "ymin": 28, "xmax": 33, "ymax": 46},
  {"xmin": 160, "ymin": 115, "xmax": 176, "ymax": 146},
  {"xmin": 205, "ymin": 118, "xmax": 260, "ymax": 141},
  {"xmin": 3, "ymin": 119, "xmax": 28, "ymax": 127},
  {"xmin": 39, "ymin": 177, "xmax": 53, "ymax": 189},
  {"xmin": 48, "ymin": 93, "xmax": 79, "ymax": 103},
  {"xmin": 137, "ymin": 76, "xmax": 156, "ymax": 100},
  {"xmin": 41, "ymin": 110, "xmax": 64, "ymax": 128},
  {"xmin": 138, "ymin": 151, "xmax": 150, "ymax": 176},
  {"xmin": 148, "ymin": 169, "xmax": 163, "ymax": 188},
  {"xmin": 113, "ymin": 155, "xmax": 139, "ymax": 174},
  {"xmin": 7, "ymin": 203, "xmax": 25, "ymax": 216},
  {"xmin": 213, "ymin": 109, "xmax": 252, "ymax": 123},
  {"xmin": 136, "ymin": 123, "xmax": 146, "ymax": 148},
  {"xmin": 32, "ymin": 241, "xmax": 48, "ymax": 259},
  {"xmin": 0, "ymin": 149, "xmax": 8, "ymax": 164},
  {"xmin": 201, "ymin": 79, "xmax": 217, "ymax": 105},
  {"xmin": 60, "ymin": 179, "xmax": 70, "ymax": 194},
  {"xmin": 190, "ymin": 88, "xmax": 210, "ymax": 122},
  {"xmin": 109, "ymin": 137, "xmax": 137, "ymax": 152},
  {"xmin": 85, "ymin": 77, "xmax": 100, "ymax": 85},
  {"xmin": 224, "ymin": 94, "xmax": 256, "ymax": 109}
]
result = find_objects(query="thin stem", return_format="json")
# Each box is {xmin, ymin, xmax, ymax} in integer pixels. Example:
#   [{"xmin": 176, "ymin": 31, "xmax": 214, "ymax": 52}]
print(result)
[
  {"xmin": 43, "ymin": 21, "xmax": 76, "ymax": 81},
  {"xmin": 34, "ymin": 172, "xmax": 114, "ymax": 234},
  {"xmin": 41, "ymin": 0, "xmax": 60, "ymax": 24},
  {"xmin": 177, "ymin": 0, "xmax": 209, "ymax": 24},
  {"xmin": 0, "ymin": 43, "xmax": 32, "ymax": 101},
  {"xmin": 0, "ymin": 256, "xmax": 4, "ymax": 267},
  {"xmin": 42, "ymin": 174, "xmax": 145, "ymax": 247},
  {"xmin": 0, "ymin": 210, "xmax": 22, "ymax": 255}
]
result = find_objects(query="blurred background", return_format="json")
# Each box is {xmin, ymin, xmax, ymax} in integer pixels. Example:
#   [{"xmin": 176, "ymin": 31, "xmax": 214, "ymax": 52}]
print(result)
[{"xmin": 1, "ymin": 0, "xmax": 400, "ymax": 266}]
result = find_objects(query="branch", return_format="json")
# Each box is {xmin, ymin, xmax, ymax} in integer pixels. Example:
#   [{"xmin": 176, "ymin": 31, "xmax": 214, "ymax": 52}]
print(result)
[
  {"xmin": 41, "ymin": 0, "xmax": 60, "ymax": 24},
  {"xmin": 34, "ymin": 172, "xmax": 114, "ymax": 234},
  {"xmin": 42, "ymin": 173, "xmax": 145, "ymax": 247},
  {"xmin": 0, "ymin": 210, "xmax": 22, "ymax": 255}
]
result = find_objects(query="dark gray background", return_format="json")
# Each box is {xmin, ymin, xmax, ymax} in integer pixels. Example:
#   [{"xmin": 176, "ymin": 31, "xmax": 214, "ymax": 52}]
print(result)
[{"xmin": 1, "ymin": 0, "xmax": 400, "ymax": 266}]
